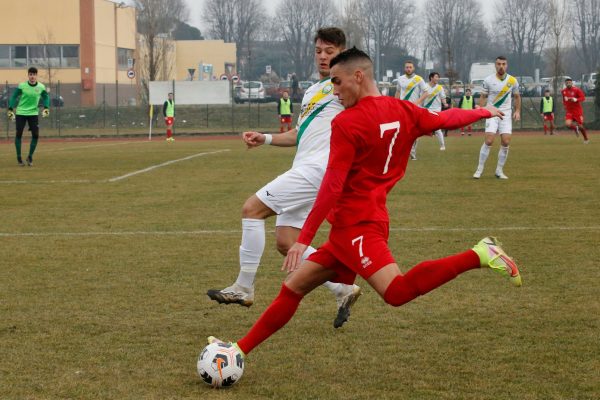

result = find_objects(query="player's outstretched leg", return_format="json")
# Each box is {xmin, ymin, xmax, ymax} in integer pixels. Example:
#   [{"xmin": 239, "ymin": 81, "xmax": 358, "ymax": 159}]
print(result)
[
  {"xmin": 382, "ymin": 237, "xmax": 521, "ymax": 307},
  {"xmin": 435, "ymin": 130, "xmax": 446, "ymax": 150}
]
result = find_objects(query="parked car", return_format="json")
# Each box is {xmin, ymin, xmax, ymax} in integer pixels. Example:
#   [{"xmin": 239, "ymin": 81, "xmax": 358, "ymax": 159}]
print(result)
[
  {"xmin": 470, "ymin": 79, "xmax": 485, "ymax": 98},
  {"xmin": 515, "ymin": 76, "xmax": 537, "ymax": 97},
  {"xmin": 262, "ymin": 82, "xmax": 278, "ymax": 101},
  {"xmin": 582, "ymin": 72, "xmax": 597, "ymax": 95},
  {"xmin": 235, "ymin": 81, "xmax": 265, "ymax": 103},
  {"xmin": 299, "ymin": 81, "xmax": 314, "ymax": 92},
  {"xmin": 541, "ymin": 76, "xmax": 571, "ymax": 94}
]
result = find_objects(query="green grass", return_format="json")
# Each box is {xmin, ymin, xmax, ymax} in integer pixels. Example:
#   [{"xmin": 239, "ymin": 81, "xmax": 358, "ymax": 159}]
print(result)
[{"xmin": 0, "ymin": 133, "xmax": 599, "ymax": 399}]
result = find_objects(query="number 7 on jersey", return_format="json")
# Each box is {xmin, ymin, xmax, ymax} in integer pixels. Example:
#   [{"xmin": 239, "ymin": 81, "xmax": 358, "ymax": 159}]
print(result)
[{"xmin": 379, "ymin": 121, "xmax": 400, "ymax": 174}]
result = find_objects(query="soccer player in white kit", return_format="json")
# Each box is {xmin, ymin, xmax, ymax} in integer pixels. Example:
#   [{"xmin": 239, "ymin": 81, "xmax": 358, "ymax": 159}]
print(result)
[
  {"xmin": 473, "ymin": 56, "xmax": 521, "ymax": 179},
  {"xmin": 395, "ymin": 60, "xmax": 428, "ymax": 159},
  {"xmin": 207, "ymin": 28, "xmax": 361, "ymax": 329},
  {"xmin": 417, "ymin": 71, "xmax": 448, "ymax": 150}
]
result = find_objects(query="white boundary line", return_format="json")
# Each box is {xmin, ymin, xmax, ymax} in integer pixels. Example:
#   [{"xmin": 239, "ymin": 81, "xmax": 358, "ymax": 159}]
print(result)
[
  {"xmin": 0, "ymin": 226, "xmax": 598, "ymax": 238},
  {"xmin": 108, "ymin": 149, "xmax": 230, "ymax": 182}
]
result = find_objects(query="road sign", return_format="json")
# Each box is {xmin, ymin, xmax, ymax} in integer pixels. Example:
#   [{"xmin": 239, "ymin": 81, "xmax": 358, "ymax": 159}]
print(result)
[
  {"xmin": 231, "ymin": 75, "xmax": 240, "ymax": 83},
  {"xmin": 386, "ymin": 70, "xmax": 393, "ymax": 78},
  {"xmin": 127, "ymin": 69, "xmax": 135, "ymax": 79},
  {"xmin": 220, "ymin": 74, "xmax": 229, "ymax": 81},
  {"xmin": 266, "ymin": 65, "xmax": 272, "ymax": 74}
]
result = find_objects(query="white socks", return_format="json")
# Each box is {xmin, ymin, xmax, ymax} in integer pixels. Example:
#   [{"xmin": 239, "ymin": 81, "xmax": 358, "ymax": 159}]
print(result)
[
  {"xmin": 496, "ymin": 146, "xmax": 509, "ymax": 173},
  {"xmin": 410, "ymin": 139, "xmax": 418, "ymax": 159},
  {"xmin": 477, "ymin": 143, "xmax": 491, "ymax": 172},
  {"xmin": 236, "ymin": 218, "xmax": 265, "ymax": 289},
  {"xmin": 435, "ymin": 130, "xmax": 445, "ymax": 149}
]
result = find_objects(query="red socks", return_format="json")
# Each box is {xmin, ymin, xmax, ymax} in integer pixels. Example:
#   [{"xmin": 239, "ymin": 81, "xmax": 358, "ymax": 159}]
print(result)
[
  {"xmin": 166, "ymin": 129, "xmax": 172, "ymax": 138},
  {"xmin": 237, "ymin": 284, "xmax": 304, "ymax": 355},
  {"xmin": 383, "ymin": 250, "xmax": 480, "ymax": 307}
]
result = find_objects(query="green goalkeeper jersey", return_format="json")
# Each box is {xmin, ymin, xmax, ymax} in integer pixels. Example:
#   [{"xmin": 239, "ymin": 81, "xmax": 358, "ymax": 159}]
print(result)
[{"xmin": 9, "ymin": 81, "xmax": 49, "ymax": 116}]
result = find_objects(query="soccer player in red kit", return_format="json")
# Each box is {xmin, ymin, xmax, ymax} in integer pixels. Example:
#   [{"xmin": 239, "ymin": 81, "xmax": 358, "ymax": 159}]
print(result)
[
  {"xmin": 207, "ymin": 48, "xmax": 522, "ymax": 364},
  {"xmin": 561, "ymin": 78, "xmax": 589, "ymax": 143}
]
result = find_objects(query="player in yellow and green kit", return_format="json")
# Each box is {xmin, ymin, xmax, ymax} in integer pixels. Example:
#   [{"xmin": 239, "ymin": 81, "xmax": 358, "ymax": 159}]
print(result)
[{"xmin": 7, "ymin": 67, "xmax": 49, "ymax": 166}]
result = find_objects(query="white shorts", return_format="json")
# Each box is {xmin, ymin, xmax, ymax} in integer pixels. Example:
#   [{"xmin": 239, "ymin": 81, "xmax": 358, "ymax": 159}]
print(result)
[
  {"xmin": 485, "ymin": 116, "xmax": 512, "ymax": 134},
  {"xmin": 256, "ymin": 168, "xmax": 318, "ymax": 229}
]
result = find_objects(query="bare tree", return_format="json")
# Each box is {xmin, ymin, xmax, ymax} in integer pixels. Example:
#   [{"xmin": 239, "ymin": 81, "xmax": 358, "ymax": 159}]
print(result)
[
  {"xmin": 495, "ymin": 0, "xmax": 548, "ymax": 73},
  {"xmin": 424, "ymin": 0, "xmax": 484, "ymax": 83},
  {"xmin": 342, "ymin": 0, "xmax": 412, "ymax": 81},
  {"xmin": 36, "ymin": 28, "xmax": 58, "ymax": 90},
  {"xmin": 202, "ymin": 0, "xmax": 267, "ymax": 77},
  {"xmin": 547, "ymin": 0, "xmax": 568, "ymax": 96},
  {"xmin": 135, "ymin": 0, "xmax": 187, "ymax": 99},
  {"xmin": 274, "ymin": 0, "xmax": 338, "ymax": 80},
  {"xmin": 571, "ymin": 0, "xmax": 600, "ymax": 72}
]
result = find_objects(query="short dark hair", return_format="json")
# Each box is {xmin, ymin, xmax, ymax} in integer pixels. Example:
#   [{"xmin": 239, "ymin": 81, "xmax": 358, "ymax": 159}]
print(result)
[
  {"xmin": 28, "ymin": 67, "xmax": 38, "ymax": 74},
  {"xmin": 329, "ymin": 46, "xmax": 372, "ymax": 70},
  {"xmin": 168, "ymin": 92, "xmax": 173, "ymax": 95},
  {"xmin": 496, "ymin": 56, "xmax": 507, "ymax": 61},
  {"xmin": 466, "ymin": 88, "xmax": 472, "ymax": 92},
  {"xmin": 405, "ymin": 60, "xmax": 414, "ymax": 66},
  {"xmin": 314, "ymin": 27, "xmax": 346, "ymax": 48},
  {"xmin": 429, "ymin": 72, "xmax": 439, "ymax": 80},
  {"xmin": 544, "ymin": 88, "xmax": 550, "ymax": 92}
]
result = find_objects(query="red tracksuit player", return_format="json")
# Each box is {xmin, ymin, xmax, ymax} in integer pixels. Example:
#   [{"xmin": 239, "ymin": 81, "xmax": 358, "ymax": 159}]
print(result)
[
  {"xmin": 207, "ymin": 48, "xmax": 522, "ymax": 371},
  {"xmin": 561, "ymin": 78, "xmax": 589, "ymax": 143}
]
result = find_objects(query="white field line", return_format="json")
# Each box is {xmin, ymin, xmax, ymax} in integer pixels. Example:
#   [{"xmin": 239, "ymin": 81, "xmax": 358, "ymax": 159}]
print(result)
[
  {"xmin": 108, "ymin": 149, "xmax": 230, "ymax": 182},
  {"xmin": 0, "ymin": 226, "xmax": 598, "ymax": 238},
  {"xmin": 42, "ymin": 141, "xmax": 144, "ymax": 153},
  {"xmin": 0, "ymin": 149, "xmax": 229, "ymax": 184}
]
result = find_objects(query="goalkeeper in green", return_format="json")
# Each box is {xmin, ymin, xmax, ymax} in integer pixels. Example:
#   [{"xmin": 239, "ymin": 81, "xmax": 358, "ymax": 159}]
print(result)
[{"xmin": 7, "ymin": 67, "xmax": 49, "ymax": 166}]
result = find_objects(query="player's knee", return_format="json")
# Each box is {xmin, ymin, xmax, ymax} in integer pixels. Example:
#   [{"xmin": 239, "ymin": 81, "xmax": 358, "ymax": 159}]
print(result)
[
  {"xmin": 275, "ymin": 237, "xmax": 293, "ymax": 256},
  {"xmin": 31, "ymin": 130, "xmax": 39, "ymax": 139},
  {"xmin": 241, "ymin": 197, "xmax": 266, "ymax": 219}
]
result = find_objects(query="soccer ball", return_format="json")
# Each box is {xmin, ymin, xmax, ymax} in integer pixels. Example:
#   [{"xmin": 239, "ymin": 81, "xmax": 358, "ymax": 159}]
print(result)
[{"xmin": 197, "ymin": 342, "xmax": 244, "ymax": 388}]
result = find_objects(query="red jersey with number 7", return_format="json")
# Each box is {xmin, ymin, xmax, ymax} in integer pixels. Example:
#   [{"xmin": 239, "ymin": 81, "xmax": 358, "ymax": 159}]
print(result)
[{"xmin": 297, "ymin": 95, "xmax": 491, "ymax": 245}]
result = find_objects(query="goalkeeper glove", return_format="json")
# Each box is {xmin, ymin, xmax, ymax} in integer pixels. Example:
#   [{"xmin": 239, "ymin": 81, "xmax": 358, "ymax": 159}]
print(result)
[
  {"xmin": 42, "ymin": 108, "xmax": 49, "ymax": 118},
  {"xmin": 7, "ymin": 109, "xmax": 15, "ymax": 121}
]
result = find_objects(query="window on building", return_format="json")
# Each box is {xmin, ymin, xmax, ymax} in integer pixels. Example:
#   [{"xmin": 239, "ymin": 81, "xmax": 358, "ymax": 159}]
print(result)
[
  {"xmin": 12, "ymin": 46, "xmax": 27, "ymax": 67},
  {"xmin": 0, "ymin": 46, "xmax": 9, "ymax": 68},
  {"xmin": 61, "ymin": 45, "xmax": 79, "ymax": 68},
  {"xmin": 28, "ymin": 45, "xmax": 45, "ymax": 66},
  {"xmin": 47, "ymin": 45, "xmax": 61, "ymax": 67},
  {"xmin": 118, "ymin": 48, "xmax": 134, "ymax": 70},
  {"xmin": 0, "ymin": 45, "xmax": 80, "ymax": 68}
]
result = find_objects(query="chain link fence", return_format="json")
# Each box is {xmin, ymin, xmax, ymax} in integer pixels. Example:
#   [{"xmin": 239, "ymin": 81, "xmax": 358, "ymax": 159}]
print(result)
[{"xmin": 2, "ymin": 80, "xmax": 598, "ymax": 139}]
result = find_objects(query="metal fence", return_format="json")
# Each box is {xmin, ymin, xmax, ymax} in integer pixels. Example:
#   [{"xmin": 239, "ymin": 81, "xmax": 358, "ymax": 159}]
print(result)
[{"xmin": 2, "ymin": 80, "xmax": 598, "ymax": 138}]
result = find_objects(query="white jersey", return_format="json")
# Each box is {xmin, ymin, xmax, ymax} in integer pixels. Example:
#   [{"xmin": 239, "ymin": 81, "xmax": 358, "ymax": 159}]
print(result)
[
  {"xmin": 397, "ymin": 74, "xmax": 427, "ymax": 103},
  {"xmin": 482, "ymin": 73, "xmax": 519, "ymax": 112},
  {"xmin": 422, "ymin": 83, "xmax": 446, "ymax": 112},
  {"xmin": 292, "ymin": 78, "xmax": 344, "ymax": 186}
]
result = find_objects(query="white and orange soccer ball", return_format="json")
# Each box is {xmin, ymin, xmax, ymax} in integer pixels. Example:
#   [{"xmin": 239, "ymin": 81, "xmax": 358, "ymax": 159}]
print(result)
[{"xmin": 197, "ymin": 342, "xmax": 244, "ymax": 388}]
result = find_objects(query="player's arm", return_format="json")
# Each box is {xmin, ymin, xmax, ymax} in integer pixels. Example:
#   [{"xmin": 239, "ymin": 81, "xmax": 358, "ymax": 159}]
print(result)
[
  {"xmin": 415, "ymin": 92, "xmax": 427, "ymax": 106},
  {"xmin": 576, "ymin": 88, "xmax": 585, "ymax": 103},
  {"xmin": 41, "ymin": 89, "xmax": 50, "ymax": 110},
  {"xmin": 283, "ymin": 123, "xmax": 355, "ymax": 272},
  {"xmin": 242, "ymin": 128, "xmax": 298, "ymax": 148},
  {"xmin": 415, "ymin": 105, "xmax": 498, "ymax": 135},
  {"xmin": 163, "ymin": 101, "xmax": 167, "ymax": 117},
  {"xmin": 8, "ymin": 87, "xmax": 22, "ymax": 110},
  {"xmin": 540, "ymin": 99, "xmax": 543, "ymax": 114},
  {"xmin": 513, "ymin": 92, "xmax": 521, "ymax": 121},
  {"xmin": 394, "ymin": 87, "xmax": 401, "ymax": 99}
]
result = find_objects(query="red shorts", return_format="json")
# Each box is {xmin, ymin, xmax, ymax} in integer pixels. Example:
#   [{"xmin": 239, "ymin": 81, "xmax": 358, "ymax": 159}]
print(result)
[
  {"xmin": 565, "ymin": 112, "xmax": 583, "ymax": 125},
  {"xmin": 543, "ymin": 113, "xmax": 554, "ymax": 121},
  {"xmin": 165, "ymin": 117, "xmax": 174, "ymax": 126},
  {"xmin": 307, "ymin": 222, "xmax": 395, "ymax": 285},
  {"xmin": 280, "ymin": 115, "xmax": 292, "ymax": 124}
]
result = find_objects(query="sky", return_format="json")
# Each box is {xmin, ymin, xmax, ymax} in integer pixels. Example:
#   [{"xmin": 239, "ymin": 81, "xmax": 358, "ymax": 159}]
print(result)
[{"xmin": 185, "ymin": 0, "xmax": 496, "ymax": 34}]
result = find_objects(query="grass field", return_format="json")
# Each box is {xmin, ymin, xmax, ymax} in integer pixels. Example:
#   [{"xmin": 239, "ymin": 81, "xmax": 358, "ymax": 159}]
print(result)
[{"xmin": 0, "ymin": 132, "xmax": 599, "ymax": 399}]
